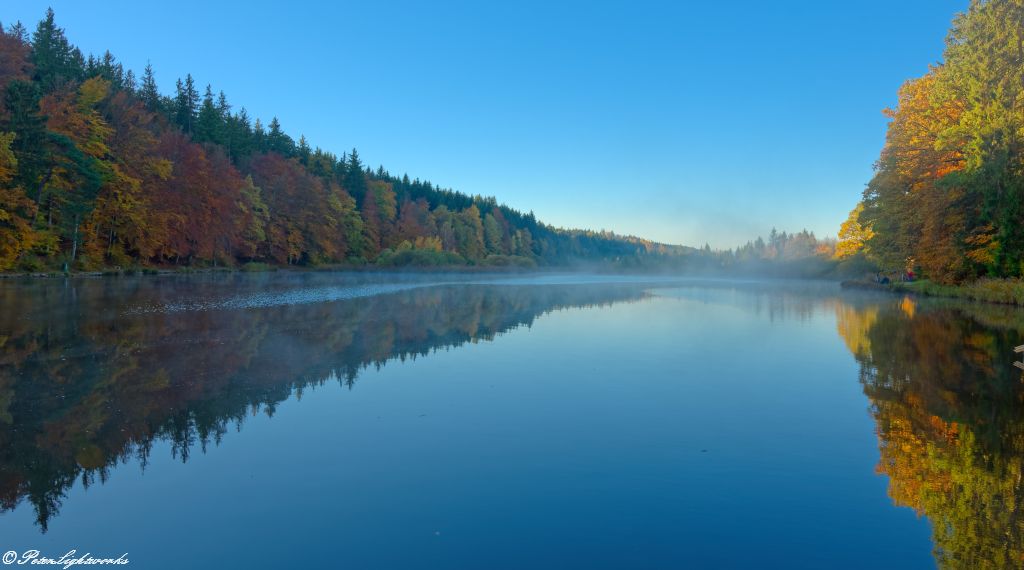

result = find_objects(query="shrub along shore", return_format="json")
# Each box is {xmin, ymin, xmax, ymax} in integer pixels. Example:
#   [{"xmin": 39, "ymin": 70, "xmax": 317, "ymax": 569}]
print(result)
[{"xmin": 843, "ymin": 278, "xmax": 1024, "ymax": 307}]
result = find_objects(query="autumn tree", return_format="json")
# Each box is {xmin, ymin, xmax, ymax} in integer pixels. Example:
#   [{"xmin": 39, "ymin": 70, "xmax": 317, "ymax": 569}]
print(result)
[
  {"xmin": 0, "ymin": 131, "xmax": 35, "ymax": 268},
  {"xmin": 855, "ymin": 0, "xmax": 1024, "ymax": 282},
  {"xmin": 835, "ymin": 203, "xmax": 874, "ymax": 259},
  {"xmin": 0, "ymin": 23, "xmax": 32, "ymax": 93}
]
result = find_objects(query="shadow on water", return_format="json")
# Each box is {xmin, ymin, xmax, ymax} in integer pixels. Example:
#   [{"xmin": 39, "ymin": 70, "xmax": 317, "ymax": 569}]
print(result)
[{"xmin": 0, "ymin": 274, "xmax": 652, "ymax": 531}]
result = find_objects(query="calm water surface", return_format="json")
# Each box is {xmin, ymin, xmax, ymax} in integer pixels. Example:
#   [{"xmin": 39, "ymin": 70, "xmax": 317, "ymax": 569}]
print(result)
[{"xmin": 1, "ymin": 273, "xmax": 1022, "ymax": 568}]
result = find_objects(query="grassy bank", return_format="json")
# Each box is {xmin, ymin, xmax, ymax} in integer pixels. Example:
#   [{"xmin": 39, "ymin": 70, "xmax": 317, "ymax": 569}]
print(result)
[{"xmin": 845, "ymin": 278, "xmax": 1024, "ymax": 307}]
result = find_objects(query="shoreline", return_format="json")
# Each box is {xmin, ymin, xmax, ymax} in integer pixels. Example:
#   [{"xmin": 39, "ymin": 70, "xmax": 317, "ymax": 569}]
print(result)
[
  {"xmin": 0, "ymin": 263, "xmax": 550, "ymax": 279},
  {"xmin": 841, "ymin": 278, "xmax": 1024, "ymax": 307}
]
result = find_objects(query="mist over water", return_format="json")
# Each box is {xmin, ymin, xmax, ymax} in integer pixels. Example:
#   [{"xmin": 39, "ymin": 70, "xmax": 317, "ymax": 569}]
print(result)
[{"xmin": 1, "ymin": 272, "xmax": 1020, "ymax": 568}]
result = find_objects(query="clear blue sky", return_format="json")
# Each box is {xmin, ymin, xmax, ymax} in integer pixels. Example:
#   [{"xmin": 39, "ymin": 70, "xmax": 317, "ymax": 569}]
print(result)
[{"xmin": 5, "ymin": 0, "xmax": 964, "ymax": 248}]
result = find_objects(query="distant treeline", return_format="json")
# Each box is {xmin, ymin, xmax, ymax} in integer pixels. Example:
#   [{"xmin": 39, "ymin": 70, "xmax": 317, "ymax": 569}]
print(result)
[
  {"xmin": 0, "ymin": 10, "xmax": 692, "ymax": 272},
  {"xmin": 837, "ymin": 0, "xmax": 1024, "ymax": 284},
  {"xmin": 703, "ymin": 228, "xmax": 843, "ymax": 279}
]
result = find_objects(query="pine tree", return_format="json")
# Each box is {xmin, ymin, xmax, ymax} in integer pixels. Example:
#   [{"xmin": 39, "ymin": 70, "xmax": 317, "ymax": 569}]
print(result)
[
  {"xmin": 8, "ymin": 21, "xmax": 29, "ymax": 43},
  {"xmin": 195, "ymin": 84, "xmax": 222, "ymax": 144},
  {"xmin": 2, "ymin": 80, "xmax": 48, "ymax": 197},
  {"xmin": 31, "ymin": 8, "xmax": 81, "ymax": 92},
  {"xmin": 139, "ymin": 62, "xmax": 161, "ymax": 112},
  {"xmin": 297, "ymin": 135, "xmax": 310, "ymax": 165},
  {"xmin": 266, "ymin": 117, "xmax": 293, "ymax": 156},
  {"xmin": 173, "ymin": 74, "xmax": 198, "ymax": 134},
  {"xmin": 97, "ymin": 50, "xmax": 124, "ymax": 90},
  {"xmin": 252, "ymin": 118, "xmax": 266, "ymax": 152},
  {"xmin": 227, "ymin": 107, "xmax": 253, "ymax": 160},
  {"xmin": 345, "ymin": 148, "xmax": 367, "ymax": 200},
  {"xmin": 215, "ymin": 91, "xmax": 230, "ymax": 118}
]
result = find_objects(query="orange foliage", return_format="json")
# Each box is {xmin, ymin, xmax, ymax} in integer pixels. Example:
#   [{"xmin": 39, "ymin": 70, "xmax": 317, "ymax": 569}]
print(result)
[{"xmin": 881, "ymin": 69, "xmax": 965, "ymax": 190}]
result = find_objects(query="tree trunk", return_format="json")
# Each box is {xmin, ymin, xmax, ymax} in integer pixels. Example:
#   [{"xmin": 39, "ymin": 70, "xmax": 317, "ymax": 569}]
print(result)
[
  {"xmin": 34, "ymin": 168, "xmax": 53, "ymax": 207},
  {"xmin": 70, "ymin": 216, "xmax": 79, "ymax": 264}
]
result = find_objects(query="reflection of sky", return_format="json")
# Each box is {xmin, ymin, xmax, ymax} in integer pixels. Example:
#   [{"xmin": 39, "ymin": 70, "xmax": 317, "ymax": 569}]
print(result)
[
  {"xmin": 3, "ymin": 0, "xmax": 964, "ymax": 247},
  {"xmin": 0, "ymin": 282, "xmax": 934, "ymax": 568}
]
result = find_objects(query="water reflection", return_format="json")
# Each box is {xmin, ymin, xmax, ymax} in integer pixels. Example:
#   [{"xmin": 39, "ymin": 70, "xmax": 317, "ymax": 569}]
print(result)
[
  {"xmin": 837, "ymin": 296, "xmax": 1024, "ymax": 569},
  {"xmin": 0, "ymin": 276, "xmax": 649, "ymax": 531},
  {"xmin": 2, "ymin": 275, "xmax": 1024, "ymax": 568}
]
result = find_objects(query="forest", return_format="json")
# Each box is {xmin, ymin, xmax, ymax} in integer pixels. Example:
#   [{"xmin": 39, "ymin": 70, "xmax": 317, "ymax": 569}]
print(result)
[
  {"xmin": 837, "ymin": 0, "xmax": 1024, "ymax": 285},
  {"xmin": 0, "ymin": 9, "xmax": 860, "ymax": 277},
  {"xmin": 0, "ymin": 9, "xmax": 696, "ymax": 273}
]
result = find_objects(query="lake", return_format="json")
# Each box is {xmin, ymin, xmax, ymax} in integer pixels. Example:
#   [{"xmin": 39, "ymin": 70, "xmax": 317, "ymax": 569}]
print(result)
[{"xmin": 1, "ymin": 273, "xmax": 1022, "ymax": 568}]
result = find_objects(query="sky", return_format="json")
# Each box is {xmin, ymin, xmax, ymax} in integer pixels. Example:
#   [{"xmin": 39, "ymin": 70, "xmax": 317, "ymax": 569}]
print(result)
[{"xmin": 5, "ymin": 0, "xmax": 965, "ymax": 248}]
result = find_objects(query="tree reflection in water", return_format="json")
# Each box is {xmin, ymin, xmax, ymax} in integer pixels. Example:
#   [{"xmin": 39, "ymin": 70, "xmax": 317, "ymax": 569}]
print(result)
[
  {"xmin": 0, "ymin": 276, "xmax": 649, "ymax": 531},
  {"xmin": 837, "ymin": 295, "xmax": 1024, "ymax": 569},
  {"xmin": 6, "ymin": 275, "xmax": 1024, "ymax": 567}
]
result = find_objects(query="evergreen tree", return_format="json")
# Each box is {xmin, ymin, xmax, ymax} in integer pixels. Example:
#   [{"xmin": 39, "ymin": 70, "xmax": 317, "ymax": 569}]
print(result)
[
  {"xmin": 195, "ymin": 84, "xmax": 222, "ymax": 144},
  {"xmin": 8, "ymin": 21, "xmax": 29, "ymax": 43},
  {"xmin": 173, "ymin": 74, "xmax": 198, "ymax": 134},
  {"xmin": 31, "ymin": 8, "xmax": 81, "ymax": 92},
  {"xmin": 345, "ymin": 148, "xmax": 367, "ymax": 200},
  {"xmin": 139, "ymin": 62, "xmax": 161, "ymax": 112},
  {"xmin": 215, "ymin": 91, "xmax": 229, "ymax": 116},
  {"xmin": 2, "ymin": 80, "xmax": 48, "ymax": 197},
  {"xmin": 226, "ymin": 107, "xmax": 253, "ymax": 160},
  {"xmin": 297, "ymin": 135, "xmax": 310, "ymax": 165},
  {"xmin": 96, "ymin": 51, "xmax": 124, "ymax": 90},
  {"xmin": 252, "ymin": 117, "xmax": 266, "ymax": 152},
  {"xmin": 266, "ymin": 117, "xmax": 293, "ymax": 156}
]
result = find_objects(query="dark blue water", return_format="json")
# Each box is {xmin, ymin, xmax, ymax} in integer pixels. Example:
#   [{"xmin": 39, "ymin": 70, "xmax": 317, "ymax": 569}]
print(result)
[{"xmin": 1, "ymin": 273, "xmax": 1021, "ymax": 568}]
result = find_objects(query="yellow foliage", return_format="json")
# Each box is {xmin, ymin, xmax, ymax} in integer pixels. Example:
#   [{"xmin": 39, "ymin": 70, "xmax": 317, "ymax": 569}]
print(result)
[
  {"xmin": 964, "ymin": 224, "xmax": 998, "ymax": 266},
  {"xmin": 76, "ymin": 76, "xmax": 109, "ymax": 109},
  {"xmin": 834, "ymin": 303, "xmax": 878, "ymax": 358},
  {"xmin": 0, "ymin": 131, "xmax": 35, "ymax": 270},
  {"xmin": 414, "ymin": 236, "xmax": 443, "ymax": 252},
  {"xmin": 0, "ymin": 131, "xmax": 16, "ymax": 183},
  {"xmin": 882, "ymin": 68, "xmax": 966, "ymax": 190},
  {"xmin": 42, "ymin": 77, "xmax": 113, "ymax": 160},
  {"xmin": 900, "ymin": 296, "xmax": 916, "ymax": 319},
  {"xmin": 835, "ymin": 203, "xmax": 874, "ymax": 259}
]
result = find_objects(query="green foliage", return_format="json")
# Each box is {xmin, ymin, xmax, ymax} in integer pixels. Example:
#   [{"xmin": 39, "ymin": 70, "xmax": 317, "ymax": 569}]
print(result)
[
  {"xmin": 240, "ymin": 261, "xmax": 272, "ymax": 272},
  {"xmin": 853, "ymin": 0, "xmax": 1024, "ymax": 284},
  {"xmin": 833, "ymin": 251, "xmax": 878, "ymax": 279},
  {"xmin": 481, "ymin": 254, "xmax": 536, "ymax": 268},
  {"xmin": 173, "ymin": 74, "xmax": 198, "ymax": 134},
  {"xmin": 375, "ymin": 246, "xmax": 467, "ymax": 267},
  {"xmin": 30, "ymin": 8, "xmax": 82, "ymax": 93}
]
